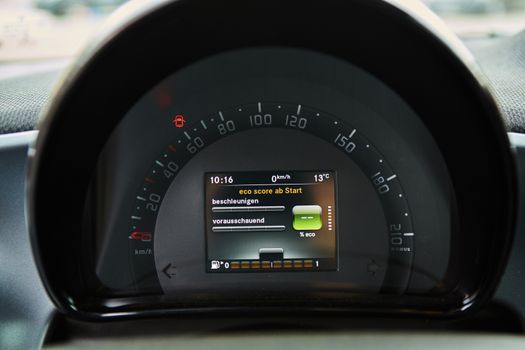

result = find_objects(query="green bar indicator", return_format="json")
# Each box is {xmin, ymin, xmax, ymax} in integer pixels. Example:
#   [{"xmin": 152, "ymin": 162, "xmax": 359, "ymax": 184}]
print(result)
[{"xmin": 292, "ymin": 205, "xmax": 323, "ymax": 231}]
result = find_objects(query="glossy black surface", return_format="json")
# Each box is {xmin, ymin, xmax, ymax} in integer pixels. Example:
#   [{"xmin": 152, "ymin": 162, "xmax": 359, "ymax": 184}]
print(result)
[{"xmin": 90, "ymin": 46, "xmax": 451, "ymax": 301}]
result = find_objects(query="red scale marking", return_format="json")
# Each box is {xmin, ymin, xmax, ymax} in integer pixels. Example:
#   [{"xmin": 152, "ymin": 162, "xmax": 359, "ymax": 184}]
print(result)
[
  {"xmin": 145, "ymin": 177, "xmax": 155, "ymax": 184},
  {"xmin": 129, "ymin": 231, "xmax": 152, "ymax": 240},
  {"xmin": 168, "ymin": 145, "xmax": 177, "ymax": 153}
]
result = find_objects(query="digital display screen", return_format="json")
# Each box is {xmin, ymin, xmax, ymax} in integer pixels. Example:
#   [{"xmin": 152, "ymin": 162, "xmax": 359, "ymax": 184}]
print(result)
[{"xmin": 205, "ymin": 171, "xmax": 337, "ymax": 272}]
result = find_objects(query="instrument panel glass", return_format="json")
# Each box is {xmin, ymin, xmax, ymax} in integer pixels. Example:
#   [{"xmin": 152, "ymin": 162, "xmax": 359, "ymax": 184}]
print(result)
[{"xmin": 89, "ymin": 48, "xmax": 454, "ymax": 301}]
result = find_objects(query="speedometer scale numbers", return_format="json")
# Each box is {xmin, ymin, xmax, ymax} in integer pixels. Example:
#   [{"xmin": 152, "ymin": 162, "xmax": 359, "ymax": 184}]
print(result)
[{"xmin": 129, "ymin": 102, "xmax": 414, "ymax": 293}]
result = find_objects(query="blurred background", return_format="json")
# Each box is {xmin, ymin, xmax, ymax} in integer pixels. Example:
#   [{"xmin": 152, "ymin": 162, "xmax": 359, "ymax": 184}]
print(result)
[{"xmin": 0, "ymin": 0, "xmax": 525, "ymax": 62}]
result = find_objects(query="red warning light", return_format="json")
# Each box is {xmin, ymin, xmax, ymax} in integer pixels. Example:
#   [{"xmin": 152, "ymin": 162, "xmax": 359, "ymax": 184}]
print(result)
[{"xmin": 172, "ymin": 114, "xmax": 186, "ymax": 128}]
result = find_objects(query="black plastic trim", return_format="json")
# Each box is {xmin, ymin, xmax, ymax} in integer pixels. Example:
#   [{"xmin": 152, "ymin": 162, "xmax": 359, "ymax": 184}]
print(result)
[{"xmin": 28, "ymin": 0, "xmax": 517, "ymax": 320}]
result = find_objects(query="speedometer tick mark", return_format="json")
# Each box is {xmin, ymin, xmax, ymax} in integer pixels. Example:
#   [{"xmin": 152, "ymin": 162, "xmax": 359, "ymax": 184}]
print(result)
[
  {"xmin": 316, "ymin": 113, "xmax": 320, "ymax": 116},
  {"xmin": 219, "ymin": 111, "xmax": 225, "ymax": 121},
  {"xmin": 169, "ymin": 145, "xmax": 177, "ymax": 153},
  {"xmin": 349, "ymin": 129, "xmax": 356, "ymax": 138},
  {"xmin": 136, "ymin": 196, "xmax": 146, "ymax": 201},
  {"xmin": 184, "ymin": 131, "xmax": 191, "ymax": 140},
  {"xmin": 379, "ymin": 159, "xmax": 383, "ymax": 163},
  {"xmin": 404, "ymin": 213, "xmax": 409, "ymax": 217},
  {"xmin": 145, "ymin": 177, "xmax": 155, "ymax": 184},
  {"xmin": 334, "ymin": 121, "xmax": 338, "ymax": 125},
  {"xmin": 178, "ymin": 140, "xmax": 181, "ymax": 144},
  {"xmin": 200, "ymin": 120, "xmax": 208, "ymax": 129},
  {"xmin": 258, "ymin": 102, "xmax": 262, "ymax": 113},
  {"xmin": 193, "ymin": 128, "xmax": 197, "ymax": 131},
  {"xmin": 155, "ymin": 160, "xmax": 164, "ymax": 167},
  {"xmin": 387, "ymin": 174, "xmax": 397, "ymax": 181},
  {"xmin": 366, "ymin": 144, "xmax": 370, "ymax": 148},
  {"xmin": 131, "ymin": 216, "xmax": 142, "ymax": 220},
  {"xmin": 211, "ymin": 118, "xmax": 215, "ymax": 122},
  {"xmin": 297, "ymin": 104, "xmax": 302, "ymax": 115}
]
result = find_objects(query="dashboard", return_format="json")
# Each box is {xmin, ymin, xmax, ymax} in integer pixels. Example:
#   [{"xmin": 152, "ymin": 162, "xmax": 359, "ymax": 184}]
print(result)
[{"xmin": 2, "ymin": 0, "xmax": 525, "ymax": 348}]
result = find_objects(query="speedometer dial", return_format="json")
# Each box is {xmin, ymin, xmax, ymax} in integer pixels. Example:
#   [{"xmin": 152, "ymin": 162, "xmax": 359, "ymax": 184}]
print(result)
[
  {"xmin": 91, "ymin": 48, "xmax": 452, "ymax": 301},
  {"xmin": 128, "ymin": 102, "xmax": 414, "ymax": 294}
]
